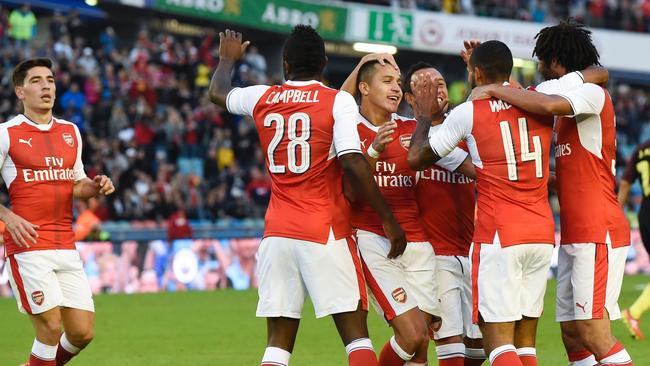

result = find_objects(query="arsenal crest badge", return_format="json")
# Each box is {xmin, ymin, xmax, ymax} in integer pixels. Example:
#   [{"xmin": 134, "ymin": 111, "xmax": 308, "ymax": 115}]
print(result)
[
  {"xmin": 62, "ymin": 133, "xmax": 74, "ymax": 147},
  {"xmin": 399, "ymin": 134, "xmax": 412, "ymax": 151},
  {"xmin": 31, "ymin": 290, "xmax": 44, "ymax": 306},
  {"xmin": 391, "ymin": 287, "xmax": 407, "ymax": 303}
]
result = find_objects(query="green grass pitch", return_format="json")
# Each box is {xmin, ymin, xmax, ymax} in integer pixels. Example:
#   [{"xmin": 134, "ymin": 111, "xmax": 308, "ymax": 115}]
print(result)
[{"xmin": 2, "ymin": 276, "xmax": 650, "ymax": 365}]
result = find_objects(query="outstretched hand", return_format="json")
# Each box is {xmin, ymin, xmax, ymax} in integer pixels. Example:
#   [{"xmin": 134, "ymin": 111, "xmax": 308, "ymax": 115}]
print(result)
[
  {"xmin": 460, "ymin": 39, "xmax": 481, "ymax": 65},
  {"xmin": 410, "ymin": 72, "xmax": 446, "ymax": 121},
  {"xmin": 218, "ymin": 29, "xmax": 250, "ymax": 62}
]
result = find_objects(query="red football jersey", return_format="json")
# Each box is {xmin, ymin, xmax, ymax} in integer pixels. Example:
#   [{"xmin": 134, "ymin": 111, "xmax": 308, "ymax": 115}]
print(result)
[
  {"xmin": 553, "ymin": 84, "xmax": 630, "ymax": 247},
  {"xmin": 416, "ymin": 131, "xmax": 475, "ymax": 256},
  {"xmin": 429, "ymin": 96, "xmax": 556, "ymax": 246},
  {"xmin": 1, "ymin": 115, "xmax": 86, "ymax": 256},
  {"xmin": 351, "ymin": 115, "xmax": 426, "ymax": 242},
  {"xmin": 226, "ymin": 81, "xmax": 362, "ymax": 244}
]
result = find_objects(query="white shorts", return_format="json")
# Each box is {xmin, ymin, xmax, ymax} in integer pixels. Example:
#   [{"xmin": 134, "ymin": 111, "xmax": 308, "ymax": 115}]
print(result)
[
  {"xmin": 434, "ymin": 255, "xmax": 482, "ymax": 340},
  {"xmin": 7, "ymin": 250, "xmax": 95, "ymax": 315},
  {"xmin": 556, "ymin": 243, "xmax": 628, "ymax": 322},
  {"xmin": 357, "ymin": 230, "xmax": 438, "ymax": 321},
  {"xmin": 255, "ymin": 236, "xmax": 366, "ymax": 319},
  {"xmin": 471, "ymin": 242, "xmax": 553, "ymax": 323}
]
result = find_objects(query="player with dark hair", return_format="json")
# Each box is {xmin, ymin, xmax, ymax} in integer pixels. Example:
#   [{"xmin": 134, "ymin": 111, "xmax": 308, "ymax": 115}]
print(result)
[
  {"xmin": 208, "ymin": 26, "xmax": 407, "ymax": 366},
  {"xmin": 402, "ymin": 62, "xmax": 485, "ymax": 366},
  {"xmin": 619, "ymin": 140, "xmax": 650, "ymax": 341},
  {"xmin": 480, "ymin": 20, "xmax": 633, "ymax": 366},
  {"xmin": 340, "ymin": 54, "xmax": 470, "ymax": 366},
  {"xmin": 4, "ymin": 58, "xmax": 115, "ymax": 366},
  {"xmin": 408, "ymin": 40, "xmax": 556, "ymax": 366}
]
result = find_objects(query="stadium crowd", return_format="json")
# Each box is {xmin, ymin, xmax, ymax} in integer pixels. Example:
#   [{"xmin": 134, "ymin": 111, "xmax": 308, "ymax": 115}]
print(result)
[
  {"xmin": 0, "ymin": 5, "xmax": 648, "ymax": 227},
  {"xmin": 348, "ymin": 0, "xmax": 650, "ymax": 33}
]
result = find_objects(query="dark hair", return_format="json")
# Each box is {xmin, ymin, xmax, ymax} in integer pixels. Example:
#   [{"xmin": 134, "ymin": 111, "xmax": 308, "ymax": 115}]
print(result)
[
  {"xmin": 533, "ymin": 19, "xmax": 600, "ymax": 72},
  {"xmin": 12, "ymin": 58, "xmax": 53, "ymax": 87},
  {"xmin": 283, "ymin": 25, "xmax": 326, "ymax": 78},
  {"xmin": 357, "ymin": 59, "xmax": 381, "ymax": 86},
  {"xmin": 469, "ymin": 40, "xmax": 513, "ymax": 82},
  {"xmin": 402, "ymin": 61, "xmax": 434, "ymax": 93}
]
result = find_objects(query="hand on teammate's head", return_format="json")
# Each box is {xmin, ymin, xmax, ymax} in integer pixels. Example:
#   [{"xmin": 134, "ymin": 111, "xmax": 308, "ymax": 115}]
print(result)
[
  {"xmin": 409, "ymin": 72, "xmax": 446, "ymax": 120},
  {"xmin": 460, "ymin": 39, "xmax": 481, "ymax": 65},
  {"xmin": 361, "ymin": 53, "xmax": 400, "ymax": 73},
  {"xmin": 218, "ymin": 29, "xmax": 250, "ymax": 62}
]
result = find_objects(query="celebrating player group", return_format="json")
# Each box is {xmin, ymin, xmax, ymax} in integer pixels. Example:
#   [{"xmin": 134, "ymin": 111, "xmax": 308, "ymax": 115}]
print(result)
[
  {"xmin": 207, "ymin": 17, "xmax": 634, "ymax": 366},
  {"xmin": 2, "ymin": 14, "xmax": 633, "ymax": 366}
]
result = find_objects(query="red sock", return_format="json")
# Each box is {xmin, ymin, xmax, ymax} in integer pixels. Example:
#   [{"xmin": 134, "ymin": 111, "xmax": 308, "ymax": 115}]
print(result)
[
  {"xmin": 29, "ymin": 354, "xmax": 57, "ymax": 366},
  {"xmin": 378, "ymin": 340, "xmax": 407, "ymax": 366},
  {"xmin": 598, "ymin": 342, "xmax": 633, "ymax": 366},
  {"xmin": 568, "ymin": 349, "xmax": 594, "ymax": 363},
  {"xmin": 349, "ymin": 349, "xmax": 378, "ymax": 366},
  {"xmin": 519, "ymin": 355, "xmax": 537, "ymax": 366},
  {"xmin": 55, "ymin": 345, "xmax": 76, "ymax": 366},
  {"xmin": 463, "ymin": 359, "xmax": 485, "ymax": 366},
  {"xmin": 439, "ymin": 357, "xmax": 464, "ymax": 366},
  {"xmin": 490, "ymin": 346, "xmax": 523, "ymax": 366}
]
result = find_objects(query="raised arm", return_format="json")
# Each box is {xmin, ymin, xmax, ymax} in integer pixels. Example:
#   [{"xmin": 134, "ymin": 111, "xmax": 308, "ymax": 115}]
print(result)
[
  {"xmin": 340, "ymin": 53, "xmax": 399, "ymax": 97},
  {"xmin": 486, "ymin": 87, "xmax": 572, "ymax": 116},
  {"xmin": 208, "ymin": 29, "xmax": 250, "ymax": 108},
  {"xmin": 407, "ymin": 73, "xmax": 447, "ymax": 170},
  {"xmin": 581, "ymin": 66, "xmax": 609, "ymax": 86}
]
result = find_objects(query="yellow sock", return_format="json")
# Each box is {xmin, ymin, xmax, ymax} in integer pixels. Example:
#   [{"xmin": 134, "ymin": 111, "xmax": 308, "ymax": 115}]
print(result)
[{"xmin": 630, "ymin": 282, "xmax": 650, "ymax": 319}]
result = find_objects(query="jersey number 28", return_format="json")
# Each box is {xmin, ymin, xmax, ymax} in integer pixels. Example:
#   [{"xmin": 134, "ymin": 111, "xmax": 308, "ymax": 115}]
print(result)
[
  {"xmin": 500, "ymin": 117, "xmax": 543, "ymax": 181},
  {"xmin": 264, "ymin": 113, "xmax": 311, "ymax": 174}
]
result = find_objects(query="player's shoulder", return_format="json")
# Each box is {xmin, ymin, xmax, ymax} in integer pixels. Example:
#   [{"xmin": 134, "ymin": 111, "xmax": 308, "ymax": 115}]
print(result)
[
  {"xmin": 446, "ymin": 100, "xmax": 474, "ymax": 119},
  {"xmin": 392, "ymin": 113, "xmax": 416, "ymax": 124},
  {"xmin": 0, "ymin": 114, "xmax": 28, "ymax": 131}
]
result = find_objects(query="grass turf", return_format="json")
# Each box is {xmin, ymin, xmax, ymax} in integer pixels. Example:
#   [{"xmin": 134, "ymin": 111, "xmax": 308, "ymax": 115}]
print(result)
[{"xmin": 1, "ymin": 276, "xmax": 649, "ymax": 365}]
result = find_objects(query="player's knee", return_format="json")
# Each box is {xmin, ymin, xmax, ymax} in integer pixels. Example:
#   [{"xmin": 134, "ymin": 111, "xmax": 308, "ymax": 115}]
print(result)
[
  {"xmin": 397, "ymin": 323, "xmax": 428, "ymax": 353},
  {"xmin": 36, "ymin": 318, "xmax": 63, "ymax": 343},
  {"xmin": 67, "ymin": 327, "xmax": 94, "ymax": 347}
]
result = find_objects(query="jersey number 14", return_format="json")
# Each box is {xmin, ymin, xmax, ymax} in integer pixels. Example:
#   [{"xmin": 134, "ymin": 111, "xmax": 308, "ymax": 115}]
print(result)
[
  {"xmin": 264, "ymin": 112, "xmax": 311, "ymax": 174},
  {"xmin": 500, "ymin": 117, "xmax": 543, "ymax": 181}
]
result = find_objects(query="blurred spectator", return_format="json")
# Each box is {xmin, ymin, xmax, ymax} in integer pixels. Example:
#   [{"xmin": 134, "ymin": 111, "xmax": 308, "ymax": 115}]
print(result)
[
  {"xmin": 8, "ymin": 4, "xmax": 36, "ymax": 50},
  {"xmin": 167, "ymin": 206, "xmax": 193, "ymax": 242}
]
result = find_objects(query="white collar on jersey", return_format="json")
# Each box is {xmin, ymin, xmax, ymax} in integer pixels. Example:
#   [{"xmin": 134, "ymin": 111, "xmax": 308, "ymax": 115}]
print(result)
[
  {"xmin": 20, "ymin": 114, "xmax": 54, "ymax": 131},
  {"xmin": 358, "ymin": 112, "xmax": 401, "ymax": 133},
  {"xmin": 285, "ymin": 80, "xmax": 324, "ymax": 87}
]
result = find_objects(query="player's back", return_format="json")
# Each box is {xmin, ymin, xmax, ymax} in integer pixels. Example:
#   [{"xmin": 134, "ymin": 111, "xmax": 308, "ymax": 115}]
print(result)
[
  {"xmin": 468, "ymin": 98, "xmax": 555, "ymax": 246},
  {"xmin": 242, "ymin": 81, "xmax": 353, "ymax": 243},
  {"xmin": 553, "ymin": 85, "xmax": 629, "ymax": 246}
]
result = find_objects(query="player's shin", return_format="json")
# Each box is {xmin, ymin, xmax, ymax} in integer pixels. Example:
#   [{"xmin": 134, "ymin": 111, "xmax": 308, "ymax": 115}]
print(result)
[
  {"xmin": 435, "ymin": 343, "xmax": 465, "ymax": 366},
  {"xmin": 55, "ymin": 333, "xmax": 82, "ymax": 365},
  {"xmin": 596, "ymin": 342, "xmax": 633, "ymax": 366},
  {"xmin": 29, "ymin": 338, "xmax": 58, "ymax": 366},
  {"xmin": 488, "ymin": 345, "xmax": 523, "ymax": 366},
  {"xmin": 261, "ymin": 347, "xmax": 291, "ymax": 366},
  {"xmin": 346, "ymin": 338, "xmax": 378, "ymax": 366},
  {"xmin": 378, "ymin": 336, "xmax": 414, "ymax": 366}
]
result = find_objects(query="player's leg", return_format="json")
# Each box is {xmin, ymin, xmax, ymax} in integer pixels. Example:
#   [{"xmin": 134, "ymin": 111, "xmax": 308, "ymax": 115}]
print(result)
[
  {"xmin": 434, "ymin": 257, "xmax": 468, "ymax": 366},
  {"xmin": 463, "ymin": 337, "xmax": 485, "ymax": 366},
  {"xmin": 57, "ymin": 308, "xmax": 94, "ymax": 365},
  {"xmin": 55, "ymin": 250, "xmax": 96, "ymax": 364},
  {"xmin": 301, "ymin": 236, "xmax": 377, "ymax": 366},
  {"xmin": 622, "ymin": 215, "xmax": 650, "ymax": 340},
  {"xmin": 402, "ymin": 243, "xmax": 441, "ymax": 366},
  {"xmin": 6, "ymin": 252, "xmax": 65, "ymax": 366},
  {"xmin": 357, "ymin": 233, "xmax": 429, "ymax": 366},
  {"xmin": 256, "ymin": 237, "xmax": 306, "ymax": 366},
  {"xmin": 332, "ymin": 302, "xmax": 378, "ymax": 366},
  {"xmin": 515, "ymin": 244, "xmax": 554, "ymax": 366},
  {"xmin": 563, "ymin": 243, "xmax": 633, "ymax": 365},
  {"xmin": 470, "ymin": 243, "xmax": 524, "ymax": 366},
  {"xmin": 556, "ymin": 245, "xmax": 596, "ymax": 365}
]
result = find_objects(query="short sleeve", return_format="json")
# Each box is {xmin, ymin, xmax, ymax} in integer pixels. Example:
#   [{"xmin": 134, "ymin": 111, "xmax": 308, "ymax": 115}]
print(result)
[
  {"xmin": 428, "ymin": 102, "xmax": 474, "ymax": 158},
  {"xmin": 226, "ymin": 85, "xmax": 270, "ymax": 117},
  {"xmin": 435, "ymin": 147, "xmax": 468, "ymax": 171},
  {"xmin": 332, "ymin": 91, "xmax": 362, "ymax": 157},
  {"xmin": 0, "ymin": 127, "xmax": 8, "ymax": 169},
  {"xmin": 72, "ymin": 124, "xmax": 87, "ymax": 182},
  {"xmin": 555, "ymin": 83, "xmax": 606, "ymax": 117},
  {"xmin": 621, "ymin": 151, "xmax": 639, "ymax": 184},
  {"xmin": 534, "ymin": 71, "xmax": 584, "ymax": 95}
]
